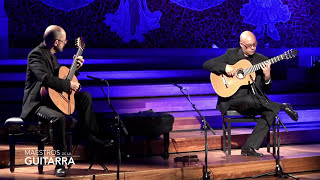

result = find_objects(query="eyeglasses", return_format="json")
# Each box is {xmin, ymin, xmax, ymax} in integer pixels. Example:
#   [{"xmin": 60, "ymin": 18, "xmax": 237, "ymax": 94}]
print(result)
[
  {"xmin": 56, "ymin": 39, "xmax": 68, "ymax": 44},
  {"xmin": 241, "ymin": 42, "xmax": 258, "ymax": 49}
]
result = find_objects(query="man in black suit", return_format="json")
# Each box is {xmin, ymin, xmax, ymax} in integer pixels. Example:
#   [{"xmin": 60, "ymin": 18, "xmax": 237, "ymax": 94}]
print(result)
[
  {"xmin": 20, "ymin": 25, "xmax": 113, "ymax": 177},
  {"xmin": 203, "ymin": 31, "xmax": 298, "ymax": 157}
]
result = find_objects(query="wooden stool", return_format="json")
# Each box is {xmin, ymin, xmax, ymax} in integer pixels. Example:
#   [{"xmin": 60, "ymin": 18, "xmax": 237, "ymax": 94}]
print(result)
[
  {"xmin": 5, "ymin": 116, "xmax": 77, "ymax": 173},
  {"xmin": 222, "ymin": 110, "xmax": 276, "ymax": 155}
]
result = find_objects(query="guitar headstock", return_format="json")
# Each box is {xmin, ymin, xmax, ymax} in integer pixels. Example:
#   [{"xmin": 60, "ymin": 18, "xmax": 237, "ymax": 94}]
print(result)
[
  {"xmin": 75, "ymin": 37, "xmax": 85, "ymax": 50},
  {"xmin": 283, "ymin": 49, "xmax": 298, "ymax": 60}
]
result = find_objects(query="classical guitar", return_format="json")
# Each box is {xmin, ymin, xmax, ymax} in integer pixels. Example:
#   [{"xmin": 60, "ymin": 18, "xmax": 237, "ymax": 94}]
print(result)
[
  {"xmin": 210, "ymin": 49, "xmax": 298, "ymax": 98},
  {"xmin": 41, "ymin": 37, "xmax": 85, "ymax": 115}
]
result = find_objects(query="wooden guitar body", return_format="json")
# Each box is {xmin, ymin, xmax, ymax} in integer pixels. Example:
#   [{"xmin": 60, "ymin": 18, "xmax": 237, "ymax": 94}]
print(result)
[
  {"xmin": 210, "ymin": 59, "xmax": 255, "ymax": 97},
  {"xmin": 48, "ymin": 66, "xmax": 78, "ymax": 115}
]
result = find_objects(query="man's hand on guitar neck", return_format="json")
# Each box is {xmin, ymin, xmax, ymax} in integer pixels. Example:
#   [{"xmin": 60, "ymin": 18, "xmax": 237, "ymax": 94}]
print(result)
[
  {"xmin": 225, "ymin": 64, "xmax": 235, "ymax": 77},
  {"xmin": 74, "ymin": 55, "xmax": 84, "ymax": 70},
  {"xmin": 261, "ymin": 62, "xmax": 271, "ymax": 83},
  {"xmin": 70, "ymin": 81, "xmax": 81, "ymax": 92}
]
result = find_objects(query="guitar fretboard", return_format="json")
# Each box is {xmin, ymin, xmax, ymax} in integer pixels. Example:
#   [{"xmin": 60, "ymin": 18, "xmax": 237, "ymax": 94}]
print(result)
[
  {"xmin": 67, "ymin": 47, "xmax": 83, "ymax": 80},
  {"xmin": 244, "ymin": 54, "xmax": 285, "ymax": 76}
]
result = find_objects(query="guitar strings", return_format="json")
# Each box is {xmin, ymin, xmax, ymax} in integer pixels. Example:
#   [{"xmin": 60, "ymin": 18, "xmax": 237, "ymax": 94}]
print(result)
[{"xmin": 244, "ymin": 55, "xmax": 284, "ymax": 76}]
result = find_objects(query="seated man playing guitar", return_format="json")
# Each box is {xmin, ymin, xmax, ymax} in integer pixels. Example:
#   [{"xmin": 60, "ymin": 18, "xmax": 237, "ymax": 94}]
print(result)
[
  {"xmin": 203, "ymin": 31, "xmax": 298, "ymax": 157},
  {"xmin": 20, "ymin": 25, "xmax": 113, "ymax": 177}
]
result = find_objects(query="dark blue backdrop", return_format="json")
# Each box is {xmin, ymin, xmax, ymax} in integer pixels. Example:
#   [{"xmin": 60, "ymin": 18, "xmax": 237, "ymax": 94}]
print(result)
[{"xmin": 4, "ymin": 0, "xmax": 320, "ymax": 48}]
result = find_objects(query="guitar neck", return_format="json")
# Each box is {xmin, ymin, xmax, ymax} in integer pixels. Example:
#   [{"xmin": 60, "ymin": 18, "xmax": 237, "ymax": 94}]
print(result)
[
  {"xmin": 67, "ymin": 47, "xmax": 83, "ymax": 80},
  {"xmin": 244, "ymin": 54, "xmax": 285, "ymax": 76}
]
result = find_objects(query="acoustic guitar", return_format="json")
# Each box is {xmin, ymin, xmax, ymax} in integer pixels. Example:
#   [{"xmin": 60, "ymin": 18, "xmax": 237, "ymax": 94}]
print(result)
[
  {"xmin": 210, "ymin": 49, "xmax": 298, "ymax": 98},
  {"xmin": 41, "ymin": 37, "xmax": 85, "ymax": 115}
]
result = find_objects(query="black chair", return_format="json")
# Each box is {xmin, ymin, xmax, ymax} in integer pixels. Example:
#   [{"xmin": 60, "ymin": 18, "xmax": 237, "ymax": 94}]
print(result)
[
  {"xmin": 4, "ymin": 116, "xmax": 76, "ymax": 174},
  {"xmin": 222, "ymin": 110, "xmax": 276, "ymax": 155},
  {"xmin": 121, "ymin": 111, "xmax": 174, "ymax": 160}
]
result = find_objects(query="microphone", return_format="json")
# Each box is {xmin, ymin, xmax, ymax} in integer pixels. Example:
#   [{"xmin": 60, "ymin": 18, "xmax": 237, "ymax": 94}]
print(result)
[
  {"xmin": 172, "ymin": 83, "xmax": 185, "ymax": 90},
  {"xmin": 87, "ymin": 75, "xmax": 106, "ymax": 83}
]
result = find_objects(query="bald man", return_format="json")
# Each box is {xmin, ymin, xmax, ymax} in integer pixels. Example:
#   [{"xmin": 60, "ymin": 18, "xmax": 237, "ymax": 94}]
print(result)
[
  {"xmin": 203, "ymin": 31, "xmax": 298, "ymax": 157},
  {"xmin": 20, "ymin": 25, "xmax": 113, "ymax": 177}
]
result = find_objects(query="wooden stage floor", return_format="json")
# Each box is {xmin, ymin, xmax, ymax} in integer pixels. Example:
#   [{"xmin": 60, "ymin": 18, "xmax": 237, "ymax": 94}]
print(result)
[{"xmin": 0, "ymin": 143, "xmax": 319, "ymax": 180}]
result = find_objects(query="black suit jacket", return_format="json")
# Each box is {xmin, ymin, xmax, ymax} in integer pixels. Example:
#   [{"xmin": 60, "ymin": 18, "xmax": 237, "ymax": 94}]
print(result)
[
  {"xmin": 20, "ymin": 43, "xmax": 71, "ymax": 120},
  {"xmin": 203, "ymin": 47, "xmax": 271, "ymax": 114}
]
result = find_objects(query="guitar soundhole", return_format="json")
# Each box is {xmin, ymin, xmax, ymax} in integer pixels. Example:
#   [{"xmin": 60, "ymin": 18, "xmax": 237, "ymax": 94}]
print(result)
[{"xmin": 236, "ymin": 69, "xmax": 245, "ymax": 79}]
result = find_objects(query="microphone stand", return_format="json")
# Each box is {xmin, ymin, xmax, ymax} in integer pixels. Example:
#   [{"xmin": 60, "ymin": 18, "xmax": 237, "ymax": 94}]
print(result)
[
  {"xmin": 89, "ymin": 76, "xmax": 128, "ymax": 180},
  {"xmin": 249, "ymin": 76, "xmax": 299, "ymax": 180},
  {"xmin": 174, "ymin": 84, "xmax": 216, "ymax": 180}
]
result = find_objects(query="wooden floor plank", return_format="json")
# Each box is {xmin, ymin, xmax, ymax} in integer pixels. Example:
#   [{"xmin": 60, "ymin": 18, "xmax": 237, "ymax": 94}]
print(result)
[
  {"xmin": 1, "ymin": 126, "xmax": 320, "ymax": 164},
  {"xmin": 0, "ymin": 144, "xmax": 319, "ymax": 179}
]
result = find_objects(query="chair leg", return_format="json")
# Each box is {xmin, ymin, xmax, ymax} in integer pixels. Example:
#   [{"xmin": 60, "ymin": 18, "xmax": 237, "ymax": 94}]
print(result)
[
  {"xmin": 273, "ymin": 123, "xmax": 276, "ymax": 155},
  {"xmin": 267, "ymin": 130, "xmax": 271, "ymax": 153},
  {"xmin": 163, "ymin": 133, "xmax": 169, "ymax": 160},
  {"xmin": 9, "ymin": 134, "xmax": 15, "ymax": 173},
  {"xmin": 228, "ymin": 121, "xmax": 231, "ymax": 155},
  {"xmin": 125, "ymin": 135, "xmax": 131, "ymax": 158},
  {"xmin": 66, "ymin": 133, "xmax": 73, "ymax": 170},
  {"xmin": 222, "ymin": 120, "xmax": 226, "ymax": 153},
  {"xmin": 66, "ymin": 134, "xmax": 71, "ymax": 153},
  {"xmin": 146, "ymin": 136, "xmax": 152, "ymax": 156},
  {"xmin": 38, "ymin": 139, "xmax": 44, "ymax": 174}
]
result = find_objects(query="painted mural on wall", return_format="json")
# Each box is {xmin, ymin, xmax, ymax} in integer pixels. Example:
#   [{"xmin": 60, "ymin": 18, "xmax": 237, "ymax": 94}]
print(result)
[
  {"xmin": 40, "ymin": 0, "xmax": 94, "ymax": 12},
  {"xmin": 104, "ymin": 0, "xmax": 162, "ymax": 43},
  {"xmin": 4, "ymin": 0, "xmax": 320, "ymax": 48},
  {"xmin": 170, "ymin": 0, "xmax": 226, "ymax": 11},
  {"xmin": 240, "ymin": 0, "xmax": 291, "ymax": 41}
]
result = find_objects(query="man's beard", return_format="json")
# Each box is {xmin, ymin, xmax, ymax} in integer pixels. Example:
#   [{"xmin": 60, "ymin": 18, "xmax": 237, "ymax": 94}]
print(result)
[
  {"xmin": 246, "ymin": 50, "xmax": 255, "ymax": 56},
  {"xmin": 53, "ymin": 46, "xmax": 63, "ymax": 53}
]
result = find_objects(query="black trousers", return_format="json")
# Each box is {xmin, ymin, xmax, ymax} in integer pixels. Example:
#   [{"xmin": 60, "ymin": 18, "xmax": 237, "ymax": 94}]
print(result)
[
  {"xmin": 34, "ymin": 91, "xmax": 101, "ymax": 154},
  {"xmin": 229, "ymin": 94, "xmax": 281, "ymax": 150}
]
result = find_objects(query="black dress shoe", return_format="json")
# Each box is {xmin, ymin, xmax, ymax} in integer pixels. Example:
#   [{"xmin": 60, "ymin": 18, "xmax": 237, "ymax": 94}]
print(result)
[
  {"xmin": 283, "ymin": 103, "xmax": 298, "ymax": 121},
  {"xmin": 241, "ymin": 147, "xmax": 264, "ymax": 157},
  {"xmin": 54, "ymin": 165, "xmax": 67, "ymax": 177},
  {"xmin": 88, "ymin": 135, "xmax": 114, "ymax": 147}
]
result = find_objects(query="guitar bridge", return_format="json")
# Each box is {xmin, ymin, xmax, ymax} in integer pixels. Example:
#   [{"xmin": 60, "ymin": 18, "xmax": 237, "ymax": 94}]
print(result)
[{"xmin": 222, "ymin": 75, "xmax": 229, "ymax": 88}]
